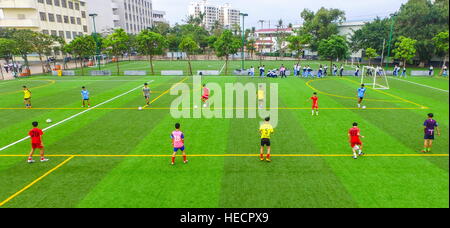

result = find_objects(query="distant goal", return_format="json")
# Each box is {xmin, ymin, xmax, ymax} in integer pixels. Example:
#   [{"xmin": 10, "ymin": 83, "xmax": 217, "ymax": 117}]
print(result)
[{"xmin": 361, "ymin": 66, "xmax": 390, "ymax": 90}]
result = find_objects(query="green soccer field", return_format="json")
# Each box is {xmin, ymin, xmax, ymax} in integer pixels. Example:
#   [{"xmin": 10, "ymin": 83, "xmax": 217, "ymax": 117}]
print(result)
[{"xmin": 0, "ymin": 60, "xmax": 448, "ymax": 208}]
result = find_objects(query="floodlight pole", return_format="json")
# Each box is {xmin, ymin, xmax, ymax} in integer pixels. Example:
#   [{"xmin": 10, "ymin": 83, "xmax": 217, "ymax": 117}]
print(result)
[
  {"xmin": 240, "ymin": 13, "xmax": 248, "ymax": 70},
  {"xmin": 89, "ymin": 13, "xmax": 101, "ymax": 71},
  {"xmin": 385, "ymin": 15, "xmax": 396, "ymax": 69}
]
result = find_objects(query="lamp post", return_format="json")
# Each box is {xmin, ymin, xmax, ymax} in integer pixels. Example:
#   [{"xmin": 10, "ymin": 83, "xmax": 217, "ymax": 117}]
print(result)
[
  {"xmin": 240, "ymin": 13, "xmax": 248, "ymax": 70},
  {"xmin": 385, "ymin": 14, "xmax": 396, "ymax": 69},
  {"xmin": 89, "ymin": 13, "xmax": 101, "ymax": 71}
]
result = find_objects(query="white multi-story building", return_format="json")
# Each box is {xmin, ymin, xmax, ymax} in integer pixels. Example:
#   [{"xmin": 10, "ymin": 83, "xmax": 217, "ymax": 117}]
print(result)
[
  {"xmin": 188, "ymin": 0, "xmax": 240, "ymax": 30},
  {"xmin": 254, "ymin": 28, "xmax": 295, "ymax": 53},
  {"xmin": 0, "ymin": 0, "xmax": 90, "ymax": 42},
  {"xmin": 85, "ymin": 0, "xmax": 167, "ymax": 35}
]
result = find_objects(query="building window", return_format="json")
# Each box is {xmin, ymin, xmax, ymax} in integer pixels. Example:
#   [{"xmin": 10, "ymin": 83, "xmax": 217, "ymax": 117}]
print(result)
[
  {"xmin": 66, "ymin": 31, "xmax": 72, "ymax": 39},
  {"xmin": 51, "ymin": 30, "xmax": 57, "ymax": 36},
  {"xmin": 61, "ymin": 0, "xmax": 67, "ymax": 8},
  {"xmin": 68, "ymin": 1, "xmax": 73, "ymax": 9},
  {"xmin": 48, "ymin": 13, "xmax": 55, "ymax": 22},
  {"xmin": 75, "ymin": 2, "xmax": 79, "ymax": 10},
  {"xmin": 42, "ymin": 30, "xmax": 49, "ymax": 35},
  {"xmin": 38, "ymin": 0, "xmax": 44, "ymax": 3},
  {"xmin": 81, "ymin": 11, "xmax": 86, "ymax": 18},
  {"xmin": 76, "ymin": 17, "xmax": 81, "ymax": 25},
  {"xmin": 59, "ymin": 31, "xmax": 65, "ymax": 38},
  {"xmin": 83, "ymin": 26, "xmax": 88, "ymax": 33},
  {"xmin": 46, "ymin": 0, "xmax": 52, "ymax": 5},
  {"xmin": 40, "ymin": 12, "xmax": 47, "ymax": 21},
  {"xmin": 56, "ymin": 14, "xmax": 62, "ymax": 23},
  {"xmin": 54, "ymin": 0, "xmax": 60, "ymax": 6},
  {"xmin": 70, "ymin": 16, "xmax": 75, "ymax": 24},
  {"xmin": 64, "ymin": 15, "xmax": 69, "ymax": 23},
  {"xmin": 72, "ymin": 31, "xmax": 77, "ymax": 38}
]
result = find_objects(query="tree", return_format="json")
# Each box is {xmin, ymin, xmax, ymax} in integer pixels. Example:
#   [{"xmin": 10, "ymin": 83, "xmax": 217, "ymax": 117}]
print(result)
[
  {"xmin": 393, "ymin": 36, "xmax": 417, "ymax": 67},
  {"xmin": 179, "ymin": 36, "xmax": 199, "ymax": 76},
  {"xmin": 365, "ymin": 48, "xmax": 378, "ymax": 66},
  {"xmin": 287, "ymin": 34, "xmax": 312, "ymax": 64},
  {"xmin": 104, "ymin": 28, "xmax": 129, "ymax": 75},
  {"xmin": 394, "ymin": 0, "xmax": 449, "ymax": 66},
  {"xmin": 214, "ymin": 30, "xmax": 241, "ymax": 75},
  {"xmin": 136, "ymin": 30, "xmax": 166, "ymax": 75},
  {"xmin": 318, "ymin": 35, "xmax": 349, "ymax": 66},
  {"xmin": 350, "ymin": 17, "xmax": 391, "ymax": 56},
  {"xmin": 300, "ymin": 7, "xmax": 346, "ymax": 51},
  {"xmin": 126, "ymin": 34, "xmax": 137, "ymax": 61},
  {"xmin": 31, "ymin": 32, "xmax": 55, "ymax": 73},
  {"xmin": 0, "ymin": 38, "xmax": 17, "ymax": 64},
  {"xmin": 206, "ymin": 35, "xmax": 218, "ymax": 60},
  {"xmin": 67, "ymin": 35, "xmax": 96, "ymax": 76},
  {"xmin": 11, "ymin": 29, "xmax": 35, "ymax": 69},
  {"xmin": 166, "ymin": 33, "xmax": 181, "ymax": 60},
  {"xmin": 246, "ymin": 38, "xmax": 256, "ymax": 60},
  {"xmin": 432, "ymin": 30, "xmax": 449, "ymax": 74}
]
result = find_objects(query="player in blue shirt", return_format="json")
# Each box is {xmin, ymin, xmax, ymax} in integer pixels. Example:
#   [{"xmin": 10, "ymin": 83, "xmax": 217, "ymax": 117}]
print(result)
[
  {"xmin": 422, "ymin": 113, "xmax": 440, "ymax": 153},
  {"xmin": 81, "ymin": 86, "xmax": 90, "ymax": 108},
  {"xmin": 357, "ymin": 84, "xmax": 367, "ymax": 108}
]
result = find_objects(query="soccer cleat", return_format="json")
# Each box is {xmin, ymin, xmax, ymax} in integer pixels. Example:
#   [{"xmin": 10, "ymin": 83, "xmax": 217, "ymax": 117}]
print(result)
[
  {"xmin": 353, "ymin": 155, "xmax": 358, "ymax": 159},
  {"xmin": 266, "ymin": 158, "xmax": 271, "ymax": 162},
  {"xmin": 40, "ymin": 158, "xmax": 49, "ymax": 162},
  {"xmin": 184, "ymin": 160, "xmax": 189, "ymax": 164},
  {"xmin": 28, "ymin": 159, "xmax": 35, "ymax": 164},
  {"xmin": 260, "ymin": 158, "xmax": 264, "ymax": 161},
  {"xmin": 171, "ymin": 162, "xmax": 175, "ymax": 165},
  {"xmin": 358, "ymin": 152, "xmax": 364, "ymax": 156}
]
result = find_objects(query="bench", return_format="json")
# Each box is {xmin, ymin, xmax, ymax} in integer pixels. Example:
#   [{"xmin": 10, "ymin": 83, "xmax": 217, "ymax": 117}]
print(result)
[
  {"xmin": 124, "ymin": 70, "xmax": 147, "ymax": 76},
  {"xmin": 90, "ymin": 70, "xmax": 112, "ymax": 76},
  {"xmin": 197, "ymin": 70, "xmax": 220, "ymax": 76},
  {"xmin": 52, "ymin": 70, "xmax": 76, "ymax": 76},
  {"xmin": 411, "ymin": 71, "xmax": 432, "ymax": 76},
  {"xmin": 161, "ymin": 70, "xmax": 184, "ymax": 76}
]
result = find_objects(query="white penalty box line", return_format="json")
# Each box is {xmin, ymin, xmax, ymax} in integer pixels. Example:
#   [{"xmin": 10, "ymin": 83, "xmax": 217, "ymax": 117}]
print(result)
[
  {"xmin": 390, "ymin": 77, "xmax": 449, "ymax": 93},
  {"xmin": 0, "ymin": 80, "xmax": 155, "ymax": 152}
]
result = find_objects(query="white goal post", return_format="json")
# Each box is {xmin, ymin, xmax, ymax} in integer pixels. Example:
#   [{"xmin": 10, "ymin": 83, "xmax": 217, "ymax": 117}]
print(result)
[{"xmin": 361, "ymin": 66, "xmax": 390, "ymax": 90}]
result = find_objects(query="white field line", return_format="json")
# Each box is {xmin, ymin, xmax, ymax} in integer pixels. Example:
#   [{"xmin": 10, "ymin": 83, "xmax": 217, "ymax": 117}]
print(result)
[
  {"xmin": 390, "ymin": 77, "xmax": 449, "ymax": 93},
  {"xmin": 0, "ymin": 80, "xmax": 154, "ymax": 152}
]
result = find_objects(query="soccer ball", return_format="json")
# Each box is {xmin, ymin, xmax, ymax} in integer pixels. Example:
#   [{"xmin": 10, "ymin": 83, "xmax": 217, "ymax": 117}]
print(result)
[
  {"xmin": 194, "ymin": 105, "xmax": 198, "ymax": 109},
  {"xmin": 138, "ymin": 107, "xmax": 143, "ymax": 111},
  {"xmin": 46, "ymin": 119, "xmax": 52, "ymax": 124},
  {"xmin": 362, "ymin": 106, "xmax": 366, "ymax": 109}
]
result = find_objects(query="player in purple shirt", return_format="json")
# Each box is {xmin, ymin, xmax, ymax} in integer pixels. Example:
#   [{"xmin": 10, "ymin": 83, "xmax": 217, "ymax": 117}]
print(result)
[{"xmin": 422, "ymin": 113, "xmax": 440, "ymax": 153}]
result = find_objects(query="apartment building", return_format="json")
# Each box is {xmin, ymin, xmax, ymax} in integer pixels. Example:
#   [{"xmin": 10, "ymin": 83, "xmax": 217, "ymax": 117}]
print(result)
[
  {"xmin": 0, "ymin": 0, "xmax": 90, "ymax": 41},
  {"xmin": 85, "ymin": 0, "xmax": 167, "ymax": 35},
  {"xmin": 188, "ymin": 0, "xmax": 240, "ymax": 30}
]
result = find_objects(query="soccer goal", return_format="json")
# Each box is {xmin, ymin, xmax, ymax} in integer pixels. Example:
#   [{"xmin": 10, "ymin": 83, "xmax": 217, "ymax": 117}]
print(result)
[{"xmin": 361, "ymin": 66, "xmax": 390, "ymax": 90}]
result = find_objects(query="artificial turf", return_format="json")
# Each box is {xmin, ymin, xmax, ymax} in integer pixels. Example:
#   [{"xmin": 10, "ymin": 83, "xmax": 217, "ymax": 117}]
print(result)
[{"xmin": 0, "ymin": 60, "xmax": 448, "ymax": 208}]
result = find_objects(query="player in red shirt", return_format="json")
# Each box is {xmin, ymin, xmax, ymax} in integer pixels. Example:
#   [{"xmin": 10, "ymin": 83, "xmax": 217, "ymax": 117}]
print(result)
[
  {"xmin": 201, "ymin": 84, "xmax": 210, "ymax": 108},
  {"xmin": 309, "ymin": 92, "xmax": 319, "ymax": 116},
  {"xmin": 348, "ymin": 122, "xmax": 365, "ymax": 159},
  {"xmin": 28, "ymin": 121, "xmax": 49, "ymax": 163}
]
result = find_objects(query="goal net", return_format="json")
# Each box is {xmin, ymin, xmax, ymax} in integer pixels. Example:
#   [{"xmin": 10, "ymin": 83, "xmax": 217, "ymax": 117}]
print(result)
[{"xmin": 361, "ymin": 66, "xmax": 390, "ymax": 90}]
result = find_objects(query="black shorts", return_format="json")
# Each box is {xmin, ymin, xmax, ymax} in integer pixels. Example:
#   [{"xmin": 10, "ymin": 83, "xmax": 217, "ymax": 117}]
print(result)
[
  {"xmin": 424, "ymin": 134, "xmax": 435, "ymax": 140},
  {"xmin": 359, "ymin": 97, "xmax": 364, "ymax": 100},
  {"xmin": 144, "ymin": 95, "xmax": 150, "ymax": 99},
  {"xmin": 261, "ymin": 138, "xmax": 271, "ymax": 147}
]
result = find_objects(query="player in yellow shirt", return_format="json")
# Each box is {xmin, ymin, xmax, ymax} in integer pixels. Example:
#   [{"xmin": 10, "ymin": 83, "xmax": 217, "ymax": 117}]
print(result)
[
  {"xmin": 259, "ymin": 117, "xmax": 274, "ymax": 162},
  {"xmin": 257, "ymin": 85, "xmax": 265, "ymax": 109},
  {"xmin": 23, "ymin": 86, "xmax": 32, "ymax": 109}
]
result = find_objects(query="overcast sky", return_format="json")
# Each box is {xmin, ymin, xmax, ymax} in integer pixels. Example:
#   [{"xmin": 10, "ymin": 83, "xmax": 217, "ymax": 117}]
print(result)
[{"xmin": 152, "ymin": 0, "xmax": 408, "ymax": 28}]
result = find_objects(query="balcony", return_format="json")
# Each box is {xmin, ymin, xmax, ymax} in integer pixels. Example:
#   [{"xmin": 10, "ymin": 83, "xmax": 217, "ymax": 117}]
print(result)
[
  {"xmin": 0, "ymin": 0, "xmax": 37, "ymax": 9},
  {"xmin": 0, "ymin": 18, "xmax": 39, "ymax": 28}
]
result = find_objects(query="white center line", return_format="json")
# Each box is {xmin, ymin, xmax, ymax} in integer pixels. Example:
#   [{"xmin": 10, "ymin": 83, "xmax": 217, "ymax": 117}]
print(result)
[{"xmin": 0, "ymin": 80, "xmax": 154, "ymax": 152}]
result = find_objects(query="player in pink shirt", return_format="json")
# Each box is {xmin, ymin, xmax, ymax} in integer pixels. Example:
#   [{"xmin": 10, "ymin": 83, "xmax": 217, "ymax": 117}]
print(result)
[
  {"xmin": 171, "ymin": 123, "xmax": 188, "ymax": 165},
  {"xmin": 201, "ymin": 84, "xmax": 210, "ymax": 108}
]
